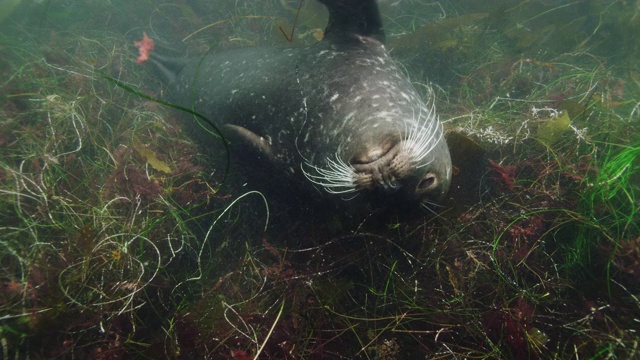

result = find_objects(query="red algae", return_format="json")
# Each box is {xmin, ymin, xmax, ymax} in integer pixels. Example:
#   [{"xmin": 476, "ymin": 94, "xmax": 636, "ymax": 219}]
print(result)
[{"xmin": 134, "ymin": 32, "xmax": 154, "ymax": 64}]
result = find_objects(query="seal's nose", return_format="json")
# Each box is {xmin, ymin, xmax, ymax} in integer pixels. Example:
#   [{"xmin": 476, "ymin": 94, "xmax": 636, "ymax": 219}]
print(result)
[
  {"xmin": 351, "ymin": 142, "xmax": 404, "ymax": 191},
  {"xmin": 349, "ymin": 134, "xmax": 401, "ymax": 165}
]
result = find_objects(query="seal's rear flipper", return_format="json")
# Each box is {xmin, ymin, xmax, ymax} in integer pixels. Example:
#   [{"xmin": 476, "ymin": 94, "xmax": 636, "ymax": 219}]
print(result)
[
  {"xmin": 148, "ymin": 53, "xmax": 188, "ymax": 84},
  {"xmin": 318, "ymin": 0, "xmax": 385, "ymax": 42}
]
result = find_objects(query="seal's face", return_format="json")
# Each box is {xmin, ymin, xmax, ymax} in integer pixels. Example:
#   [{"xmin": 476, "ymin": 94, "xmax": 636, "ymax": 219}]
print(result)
[
  {"xmin": 351, "ymin": 132, "xmax": 451, "ymax": 206},
  {"xmin": 302, "ymin": 98, "xmax": 452, "ymax": 210}
]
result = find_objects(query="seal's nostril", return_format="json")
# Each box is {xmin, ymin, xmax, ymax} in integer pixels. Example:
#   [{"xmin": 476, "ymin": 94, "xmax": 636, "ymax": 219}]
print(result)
[
  {"xmin": 351, "ymin": 150, "xmax": 387, "ymax": 165},
  {"xmin": 353, "ymin": 149, "xmax": 384, "ymax": 164},
  {"xmin": 350, "ymin": 137, "xmax": 400, "ymax": 165}
]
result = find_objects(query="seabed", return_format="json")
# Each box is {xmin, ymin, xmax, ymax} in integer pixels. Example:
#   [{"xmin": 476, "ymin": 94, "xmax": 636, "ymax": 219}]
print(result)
[{"xmin": 1, "ymin": 1, "xmax": 639, "ymax": 359}]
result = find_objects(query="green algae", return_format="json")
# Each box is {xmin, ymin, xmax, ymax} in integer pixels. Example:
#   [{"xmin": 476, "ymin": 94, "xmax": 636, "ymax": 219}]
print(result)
[{"xmin": 536, "ymin": 110, "xmax": 572, "ymax": 146}]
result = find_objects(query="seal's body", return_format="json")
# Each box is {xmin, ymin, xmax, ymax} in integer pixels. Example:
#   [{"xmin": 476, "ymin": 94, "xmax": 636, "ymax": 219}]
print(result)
[{"xmin": 158, "ymin": 0, "xmax": 452, "ymax": 210}]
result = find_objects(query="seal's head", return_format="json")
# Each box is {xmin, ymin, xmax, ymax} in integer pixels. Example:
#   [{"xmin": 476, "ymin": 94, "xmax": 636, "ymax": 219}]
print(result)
[
  {"xmin": 351, "ymin": 117, "xmax": 451, "ymax": 207},
  {"xmin": 303, "ymin": 97, "xmax": 452, "ymax": 211}
]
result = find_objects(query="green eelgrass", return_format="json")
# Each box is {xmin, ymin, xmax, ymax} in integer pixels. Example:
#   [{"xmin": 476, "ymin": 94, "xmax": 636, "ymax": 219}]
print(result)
[
  {"xmin": 564, "ymin": 141, "xmax": 640, "ymax": 274},
  {"xmin": 2, "ymin": 0, "xmax": 640, "ymax": 358},
  {"xmin": 0, "ymin": 24, "xmax": 239, "ymax": 355},
  {"xmin": 99, "ymin": 73, "xmax": 231, "ymax": 188}
]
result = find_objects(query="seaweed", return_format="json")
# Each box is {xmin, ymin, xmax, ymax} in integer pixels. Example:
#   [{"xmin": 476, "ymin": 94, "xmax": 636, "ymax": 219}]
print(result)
[{"xmin": 1, "ymin": 1, "xmax": 639, "ymax": 359}]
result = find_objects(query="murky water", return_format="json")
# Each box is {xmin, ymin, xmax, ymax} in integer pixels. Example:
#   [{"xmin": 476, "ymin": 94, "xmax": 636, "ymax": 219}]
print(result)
[{"xmin": 1, "ymin": 1, "xmax": 638, "ymax": 358}]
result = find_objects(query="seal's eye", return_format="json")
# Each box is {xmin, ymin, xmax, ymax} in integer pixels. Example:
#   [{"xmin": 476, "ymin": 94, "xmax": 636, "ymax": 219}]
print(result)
[{"xmin": 417, "ymin": 173, "xmax": 438, "ymax": 191}]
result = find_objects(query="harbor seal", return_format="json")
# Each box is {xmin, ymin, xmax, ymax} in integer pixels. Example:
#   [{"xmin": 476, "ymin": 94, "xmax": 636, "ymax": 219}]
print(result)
[{"xmin": 151, "ymin": 0, "xmax": 452, "ymax": 211}]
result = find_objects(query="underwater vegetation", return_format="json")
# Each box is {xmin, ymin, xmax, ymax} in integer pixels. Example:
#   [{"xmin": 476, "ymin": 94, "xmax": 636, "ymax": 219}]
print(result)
[{"xmin": 1, "ymin": 0, "xmax": 639, "ymax": 359}]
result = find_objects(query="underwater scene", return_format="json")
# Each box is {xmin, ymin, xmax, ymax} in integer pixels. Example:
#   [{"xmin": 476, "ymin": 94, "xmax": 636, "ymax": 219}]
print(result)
[{"xmin": 1, "ymin": 0, "xmax": 639, "ymax": 359}]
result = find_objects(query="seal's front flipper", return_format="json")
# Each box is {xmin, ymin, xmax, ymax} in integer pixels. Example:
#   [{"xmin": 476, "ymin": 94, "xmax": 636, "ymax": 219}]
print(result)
[
  {"xmin": 443, "ymin": 131, "xmax": 488, "ymax": 212},
  {"xmin": 223, "ymin": 124, "xmax": 276, "ymax": 162}
]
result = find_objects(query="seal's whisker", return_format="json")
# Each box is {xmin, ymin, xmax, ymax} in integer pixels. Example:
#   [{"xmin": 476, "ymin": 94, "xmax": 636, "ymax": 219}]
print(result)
[
  {"xmin": 301, "ymin": 155, "xmax": 358, "ymax": 194},
  {"xmin": 420, "ymin": 199, "xmax": 446, "ymax": 217},
  {"xmin": 403, "ymin": 93, "xmax": 443, "ymax": 167}
]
